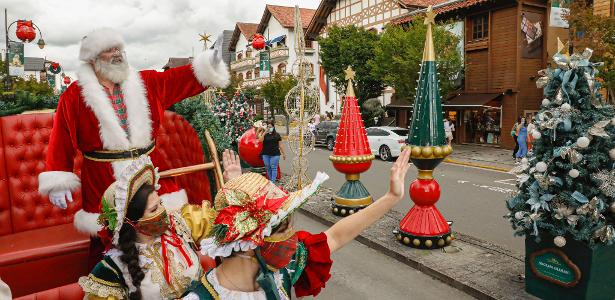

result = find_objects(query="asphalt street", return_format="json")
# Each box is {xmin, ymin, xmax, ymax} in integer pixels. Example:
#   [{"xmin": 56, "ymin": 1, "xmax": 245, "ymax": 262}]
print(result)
[
  {"xmin": 294, "ymin": 212, "xmax": 476, "ymax": 300},
  {"xmin": 280, "ymin": 145, "xmax": 524, "ymax": 254}
]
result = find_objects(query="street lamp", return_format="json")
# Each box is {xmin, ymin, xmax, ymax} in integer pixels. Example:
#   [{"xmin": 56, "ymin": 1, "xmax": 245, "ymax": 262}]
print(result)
[{"xmin": 4, "ymin": 9, "xmax": 46, "ymax": 90}]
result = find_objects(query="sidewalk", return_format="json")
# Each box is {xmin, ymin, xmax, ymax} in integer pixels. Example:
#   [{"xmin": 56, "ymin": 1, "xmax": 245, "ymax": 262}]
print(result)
[{"xmin": 446, "ymin": 144, "xmax": 515, "ymax": 172}]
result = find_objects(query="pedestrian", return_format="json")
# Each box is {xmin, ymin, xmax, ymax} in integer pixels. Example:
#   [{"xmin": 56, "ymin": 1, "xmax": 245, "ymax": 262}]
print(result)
[
  {"xmin": 314, "ymin": 113, "xmax": 320, "ymax": 125},
  {"xmin": 511, "ymin": 117, "xmax": 521, "ymax": 159},
  {"xmin": 444, "ymin": 117, "xmax": 455, "ymax": 146},
  {"xmin": 308, "ymin": 118, "xmax": 316, "ymax": 136},
  {"xmin": 257, "ymin": 120, "xmax": 286, "ymax": 183},
  {"xmin": 516, "ymin": 118, "xmax": 528, "ymax": 161}
]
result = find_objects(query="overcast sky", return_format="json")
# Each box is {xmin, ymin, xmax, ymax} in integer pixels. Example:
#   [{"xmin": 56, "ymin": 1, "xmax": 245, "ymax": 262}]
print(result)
[{"xmin": 2, "ymin": 0, "xmax": 321, "ymax": 77}]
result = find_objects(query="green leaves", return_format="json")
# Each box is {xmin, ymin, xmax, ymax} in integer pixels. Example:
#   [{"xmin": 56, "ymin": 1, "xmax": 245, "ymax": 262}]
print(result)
[
  {"xmin": 370, "ymin": 19, "xmax": 463, "ymax": 104},
  {"xmin": 100, "ymin": 198, "xmax": 118, "ymax": 231},
  {"xmin": 318, "ymin": 25, "xmax": 383, "ymax": 106},
  {"xmin": 260, "ymin": 73, "xmax": 297, "ymax": 116}
]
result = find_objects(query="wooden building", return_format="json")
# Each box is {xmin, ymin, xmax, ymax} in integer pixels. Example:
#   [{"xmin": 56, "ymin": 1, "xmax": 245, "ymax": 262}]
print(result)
[{"xmin": 393, "ymin": 0, "xmax": 560, "ymax": 149}]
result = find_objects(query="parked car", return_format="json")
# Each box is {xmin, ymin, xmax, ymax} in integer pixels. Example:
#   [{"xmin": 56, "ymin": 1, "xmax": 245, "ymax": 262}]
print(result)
[
  {"xmin": 366, "ymin": 126, "xmax": 409, "ymax": 161},
  {"xmin": 314, "ymin": 120, "xmax": 339, "ymax": 150}
]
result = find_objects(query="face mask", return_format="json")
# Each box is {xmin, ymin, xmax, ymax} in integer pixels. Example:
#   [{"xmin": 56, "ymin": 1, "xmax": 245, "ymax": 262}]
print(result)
[
  {"xmin": 134, "ymin": 208, "xmax": 169, "ymax": 237},
  {"xmin": 260, "ymin": 233, "xmax": 298, "ymax": 269},
  {"xmin": 268, "ymin": 128, "xmax": 274, "ymax": 133}
]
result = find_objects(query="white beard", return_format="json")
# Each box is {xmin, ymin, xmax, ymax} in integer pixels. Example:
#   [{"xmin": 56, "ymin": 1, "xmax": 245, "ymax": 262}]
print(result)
[{"xmin": 94, "ymin": 55, "xmax": 129, "ymax": 84}]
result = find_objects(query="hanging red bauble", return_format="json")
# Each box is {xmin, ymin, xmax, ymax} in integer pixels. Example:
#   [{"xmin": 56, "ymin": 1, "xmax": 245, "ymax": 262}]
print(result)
[
  {"xmin": 238, "ymin": 128, "xmax": 264, "ymax": 167},
  {"xmin": 63, "ymin": 76, "xmax": 71, "ymax": 85},
  {"xmin": 16, "ymin": 20, "xmax": 36, "ymax": 43},
  {"xmin": 252, "ymin": 34, "xmax": 265, "ymax": 50}
]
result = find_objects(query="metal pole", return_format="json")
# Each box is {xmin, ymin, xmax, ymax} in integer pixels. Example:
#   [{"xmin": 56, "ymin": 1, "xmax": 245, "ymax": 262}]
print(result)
[{"xmin": 5, "ymin": 9, "xmax": 10, "ymax": 91}]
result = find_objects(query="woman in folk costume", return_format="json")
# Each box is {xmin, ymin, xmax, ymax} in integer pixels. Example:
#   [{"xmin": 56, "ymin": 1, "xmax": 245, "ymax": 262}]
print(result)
[
  {"xmin": 79, "ymin": 154, "xmax": 219, "ymax": 300},
  {"xmin": 37, "ymin": 27, "xmax": 229, "ymax": 267},
  {"xmin": 187, "ymin": 148, "xmax": 412, "ymax": 299}
]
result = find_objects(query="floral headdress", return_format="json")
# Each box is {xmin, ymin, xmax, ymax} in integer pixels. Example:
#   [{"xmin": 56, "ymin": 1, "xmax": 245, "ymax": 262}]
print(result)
[
  {"xmin": 98, "ymin": 155, "xmax": 160, "ymax": 245},
  {"xmin": 200, "ymin": 172, "xmax": 329, "ymax": 258}
]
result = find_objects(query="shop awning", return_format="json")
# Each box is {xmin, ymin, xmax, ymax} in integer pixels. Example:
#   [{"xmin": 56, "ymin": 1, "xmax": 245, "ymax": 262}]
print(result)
[{"xmin": 443, "ymin": 93, "xmax": 502, "ymax": 108}]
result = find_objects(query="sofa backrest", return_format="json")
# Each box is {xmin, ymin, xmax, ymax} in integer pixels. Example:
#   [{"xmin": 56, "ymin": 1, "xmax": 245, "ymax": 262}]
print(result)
[
  {"xmin": 0, "ymin": 110, "xmax": 213, "ymax": 236},
  {"xmin": 156, "ymin": 111, "xmax": 212, "ymax": 203},
  {"xmin": 0, "ymin": 113, "xmax": 83, "ymax": 235}
]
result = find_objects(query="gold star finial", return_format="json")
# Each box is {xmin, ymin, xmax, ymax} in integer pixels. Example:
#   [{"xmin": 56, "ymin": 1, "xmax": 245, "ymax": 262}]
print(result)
[
  {"xmin": 344, "ymin": 66, "xmax": 355, "ymax": 81},
  {"xmin": 424, "ymin": 6, "xmax": 436, "ymax": 25},
  {"xmin": 199, "ymin": 33, "xmax": 211, "ymax": 43},
  {"xmin": 236, "ymin": 84, "xmax": 243, "ymax": 93}
]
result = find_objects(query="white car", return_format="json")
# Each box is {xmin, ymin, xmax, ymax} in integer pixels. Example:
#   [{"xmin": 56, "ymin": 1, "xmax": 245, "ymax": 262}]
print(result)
[{"xmin": 366, "ymin": 126, "xmax": 409, "ymax": 161}]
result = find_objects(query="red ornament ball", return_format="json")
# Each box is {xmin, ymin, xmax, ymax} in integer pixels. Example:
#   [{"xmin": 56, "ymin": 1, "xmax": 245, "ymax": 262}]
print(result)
[
  {"xmin": 409, "ymin": 179, "xmax": 440, "ymax": 206},
  {"xmin": 63, "ymin": 76, "xmax": 71, "ymax": 85},
  {"xmin": 16, "ymin": 20, "xmax": 36, "ymax": 43},
  {"xmin": 252, "ymin": 34, "xmax": 266, "ymax": 50},
  {"xmin": 238, "ymin": 128, "xmax": 264, "ymax": 167}
]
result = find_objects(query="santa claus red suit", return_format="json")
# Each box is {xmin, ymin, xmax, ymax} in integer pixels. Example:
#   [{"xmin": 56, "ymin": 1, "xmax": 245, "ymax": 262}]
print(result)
[{"xmin": 37, "ymin": 28, "xmax": 229, "ymax": 265}]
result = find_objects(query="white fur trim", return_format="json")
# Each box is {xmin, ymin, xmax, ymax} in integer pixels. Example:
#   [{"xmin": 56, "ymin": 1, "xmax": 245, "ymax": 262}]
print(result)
[
  {"xmin": 38, "ymin": 171, "xmax": 81, "ymax": 195},
  {"xmin": 78, "ymin": 64, "xmax": 130, "ymax": 150},
  {"xmin": 160, "ymin": 189, "xmax": 188, "ymax": 212},
  {"xmin": 77, "ymin": 64, "xmax": 153, "ymax": 154},
  {"xmin": 79, "ymin": 28, "xmax": 125, "ymax": 62},
  {"xmin": 74, "ymin": 209, "xmax": 102, "ymax": 236},
  {"xmin": 192, "ymin": 50, "xmax": 230, "ymax": 88},
  {"xmin": 200, "ymin": 237, "xmax": 257, "ymax": 258},
  {"xmin": 121, "ymin": 69, "xmax": 153, "ymax": 149}
]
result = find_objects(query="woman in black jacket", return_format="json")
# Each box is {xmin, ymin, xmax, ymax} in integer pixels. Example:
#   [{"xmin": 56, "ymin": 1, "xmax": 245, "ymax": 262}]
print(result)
[{"xmin": 257, "ymin": 120, "xmax": 286, "ymax": 183}]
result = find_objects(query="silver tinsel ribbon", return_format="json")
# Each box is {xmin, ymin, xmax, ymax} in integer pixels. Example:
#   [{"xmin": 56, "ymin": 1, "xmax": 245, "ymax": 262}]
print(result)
[
  {"xmin": 592, "ymin": 170, "xmax": 615, "ymax": 198},
  {"xmin": 588, "ymin": 120, "xmax": 611, "ymax": 138},
  {"xmin": 594, "ymin": 225, "xmax": 615, "ymax": 243}
]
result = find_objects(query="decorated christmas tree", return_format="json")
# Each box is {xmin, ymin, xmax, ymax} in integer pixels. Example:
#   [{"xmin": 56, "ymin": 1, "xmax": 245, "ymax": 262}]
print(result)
[
  {"xmin": 213, "ymin": 88, "xmax": 255, "ymax": 145},
  {"xmin": 506, "ymin": 46, "xmax": 615, "ymax": 248}
]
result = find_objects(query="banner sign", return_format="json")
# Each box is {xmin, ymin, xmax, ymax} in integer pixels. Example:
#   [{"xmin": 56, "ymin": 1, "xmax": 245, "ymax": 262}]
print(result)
[
  {"xmin": 8, "ymin": 42, "xmax": 25, "ymax": 77},
  {"xmin": 259, "ymin": 51, "xmax": 270, "ymax": 78},
  {"xmin": 529, "ymin": 248, "xmax": 581, "ymax": 288}
]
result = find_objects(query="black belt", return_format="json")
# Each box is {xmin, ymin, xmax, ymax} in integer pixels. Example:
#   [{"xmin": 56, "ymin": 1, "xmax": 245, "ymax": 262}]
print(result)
[{"xmin": 84, "ymin": 143, "xmax": 156, "ymax": 162}]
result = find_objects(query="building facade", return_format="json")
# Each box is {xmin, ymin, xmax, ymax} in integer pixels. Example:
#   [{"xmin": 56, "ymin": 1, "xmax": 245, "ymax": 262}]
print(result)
[{"xmin": 306, "ymin": 0, "xmax": 439, "ymax": 118}]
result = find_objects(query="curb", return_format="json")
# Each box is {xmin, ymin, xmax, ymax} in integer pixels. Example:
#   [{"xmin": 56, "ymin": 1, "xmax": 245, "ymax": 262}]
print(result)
[{"xmin": 443, "ymin": 158, "xmax": 512, "ymax": 173}]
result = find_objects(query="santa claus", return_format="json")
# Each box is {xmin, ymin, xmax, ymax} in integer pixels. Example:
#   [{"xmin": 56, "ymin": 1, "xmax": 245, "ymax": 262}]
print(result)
[{"xmin": 37, "ymin": 28, "xmax": 229, "ymax": 265}]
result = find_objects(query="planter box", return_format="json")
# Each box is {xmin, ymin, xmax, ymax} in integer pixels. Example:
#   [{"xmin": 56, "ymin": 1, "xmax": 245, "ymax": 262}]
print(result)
[{"xmin": 525, "ymin": 235, "xmax": 615, "ymax": 300}]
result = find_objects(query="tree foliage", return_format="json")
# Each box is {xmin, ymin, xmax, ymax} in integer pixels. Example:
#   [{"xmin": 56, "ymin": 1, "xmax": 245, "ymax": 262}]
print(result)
[
  {"xmin": 318, "ymin": 25, "xmax": 383, "ymax": 106},
  {"xmin": 566, "ymin": 1, "xmax": 615, "ymax": 103},
  {"xmin": 259, "ymin": 73, "xmax": 296, "ymax": 117},
  {"xmin": 371, "ymin": 20, "xmax": 463, "ymax": 104}
]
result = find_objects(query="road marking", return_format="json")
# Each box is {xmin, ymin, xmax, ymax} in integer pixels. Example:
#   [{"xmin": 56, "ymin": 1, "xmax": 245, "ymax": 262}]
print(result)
[
  {"xmin": 494, "ymin": 179, "xmax": 517, "ymax": 186},
  {"xmin": 472, "ymin": 184, "xmax": 515, "ymax": 194}
]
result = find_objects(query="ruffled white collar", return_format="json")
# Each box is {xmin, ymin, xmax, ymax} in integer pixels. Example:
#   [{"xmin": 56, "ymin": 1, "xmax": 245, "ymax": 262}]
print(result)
[{"xmin": 206, "ymin": 268, "xmax": 289, "ymax": 300}]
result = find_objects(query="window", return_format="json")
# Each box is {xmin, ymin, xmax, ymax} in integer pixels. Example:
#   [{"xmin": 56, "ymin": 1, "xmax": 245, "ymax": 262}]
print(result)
[
  {"xmin": 391, "ymin": 129, "xmax": 408, "ymax": 136},
  {"xmin": 246, "ymin": 49, "xmax": 252, "ymax": 58},
  {"xmin": 246, "ymin": 70, "xmax": 252, "ymax": 80},
  {"xmin": 238, "ymin": 73, "xmax": 244, "ymax": 81},
  {"xmin": 471, "ymin": 14, "xmax": 489, "ymax": 40},
  {"xmin": 237, "ymin": 52, "xmax": 243, "ymax": 60},
  {"xmin": 254, "ymin": 67, "xmax": 260, "ymax": 78}
]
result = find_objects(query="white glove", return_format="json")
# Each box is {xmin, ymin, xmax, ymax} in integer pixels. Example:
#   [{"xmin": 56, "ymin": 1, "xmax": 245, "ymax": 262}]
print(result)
[
  {"xmin": 182, "ymin": 292, "xmax": 199, "ymax": 300},
  {"xmin": 210, "ymin": 33, "xmax": 224, "ymax": 67},
  {"xmin": 49, "ymin": 189, "xmax": 73, "ymax": 209}
]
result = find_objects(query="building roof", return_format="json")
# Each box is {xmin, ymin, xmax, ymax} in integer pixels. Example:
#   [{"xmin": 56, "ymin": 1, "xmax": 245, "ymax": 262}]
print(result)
[
  {"xmin": 162, "ymin": 57, "xmax": 192, "ymax": 70},
  {"xmin": 229, "ymin": 22, "xmax": 259, "ymax": 52},
  {"xmin": 24, "ymin": 57, "xmax": 45, "ymax": 71},
  {"xmin": 397, "ymin": 0, "xmax": 449, "ymax": 8},
  {"xmin": 257, "ymin": 5, "xmax": 316, "ymax": 34},
  {"xmin": 391, "ymin": 0, "xmax": 491, "ymax": 25}
]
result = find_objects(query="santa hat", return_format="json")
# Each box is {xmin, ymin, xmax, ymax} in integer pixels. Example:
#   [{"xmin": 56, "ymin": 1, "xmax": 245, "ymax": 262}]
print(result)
[{"xmin": 79, "ymin": 27, "xmax": 125, "ymax": 62}]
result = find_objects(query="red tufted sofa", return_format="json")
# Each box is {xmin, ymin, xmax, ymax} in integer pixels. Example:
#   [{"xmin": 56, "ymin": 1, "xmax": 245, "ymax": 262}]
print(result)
[{"xmin": 0, "ymin": 110, "xmax": 215, "ymax": 298}]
